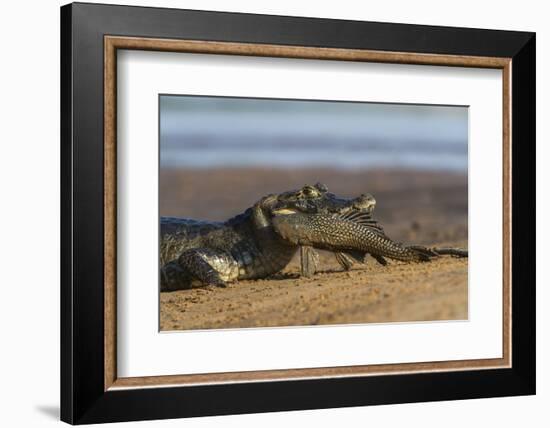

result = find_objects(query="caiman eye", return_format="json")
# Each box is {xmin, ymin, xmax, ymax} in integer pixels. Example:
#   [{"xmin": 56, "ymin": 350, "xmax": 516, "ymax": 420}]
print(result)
[{"xmin": 302, "ymin": 186, "xmax": 320, "ymax": 198}]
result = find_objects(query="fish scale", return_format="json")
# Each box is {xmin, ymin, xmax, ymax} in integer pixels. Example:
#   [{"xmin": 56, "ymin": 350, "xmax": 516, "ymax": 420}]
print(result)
[{"xmin": 274, "ymin": 213, "xmax": 434, "ymax": 262}]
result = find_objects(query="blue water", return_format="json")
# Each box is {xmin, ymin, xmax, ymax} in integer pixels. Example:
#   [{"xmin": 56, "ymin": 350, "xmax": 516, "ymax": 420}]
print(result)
[{"xmin": 160, "ymin": 96, "xmax": 468, "ymax": 171}]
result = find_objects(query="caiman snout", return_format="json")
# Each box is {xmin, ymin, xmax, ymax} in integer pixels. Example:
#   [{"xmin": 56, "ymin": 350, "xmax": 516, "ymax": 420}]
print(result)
[
  {"xmin": 352, "ymin": 194, "xmax": 376, "ymax": 213},
  {"xmin": 270, "ymin": 184, "xmax": 376, "ymax": 218},
  {"xmin": 336, "ymin": 193, "xmax": 376, "ymax": 216}
]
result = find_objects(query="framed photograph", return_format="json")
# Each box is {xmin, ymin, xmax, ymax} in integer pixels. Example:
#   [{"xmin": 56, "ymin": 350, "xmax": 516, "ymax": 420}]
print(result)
[{"xmin": 61, "ymin": 2, "xmax": 535, "ymax": 424}]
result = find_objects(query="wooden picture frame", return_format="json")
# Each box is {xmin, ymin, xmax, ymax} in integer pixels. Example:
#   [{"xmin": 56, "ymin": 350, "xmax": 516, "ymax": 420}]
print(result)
[{"xmin": 61, "ymin": 2, "xmax": 535, "ymax": 424}]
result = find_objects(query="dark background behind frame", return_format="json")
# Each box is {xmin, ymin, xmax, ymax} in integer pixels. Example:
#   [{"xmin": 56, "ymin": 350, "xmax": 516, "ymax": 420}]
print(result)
[{"xmin": 61, "ymin": 2, "xmax": 535, "ymax": 424}]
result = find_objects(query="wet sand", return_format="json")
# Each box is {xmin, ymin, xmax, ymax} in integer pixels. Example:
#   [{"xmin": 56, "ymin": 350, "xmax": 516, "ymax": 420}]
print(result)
[{"xmin": 160, "ymin": 168, "xmax": 468, "ymax": 331}]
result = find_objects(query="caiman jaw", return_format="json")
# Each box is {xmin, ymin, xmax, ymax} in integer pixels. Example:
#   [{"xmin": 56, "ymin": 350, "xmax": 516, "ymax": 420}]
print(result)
[
  {"xmin": 271, "ymin": 208, "xmax": 300, "ymax": 216},
  {"xmin": 270, "ymin": 184, "xmax": 375, "ymax": 219}
]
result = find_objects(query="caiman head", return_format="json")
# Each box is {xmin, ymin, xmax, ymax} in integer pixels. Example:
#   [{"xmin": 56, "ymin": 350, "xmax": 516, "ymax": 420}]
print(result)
[
  {"xmin": 266, "ymin": 183, "xmax": 381, "ymax": 248},
  {"xmin": 271, "ymin": 183, "xmax": 376, "ymax": 217},
  {"xmin": 250, "ymin": 182, "xmax": 376, "ymax": 240}
]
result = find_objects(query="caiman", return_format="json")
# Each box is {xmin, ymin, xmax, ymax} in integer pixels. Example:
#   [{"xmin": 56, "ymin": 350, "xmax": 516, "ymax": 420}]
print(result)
[
  {"xmin": 160, "ymin": 183, "xmax": 377, "ymax": 291},
  {"xmin": 160, "ymin": 183, "xmax": 467, "ymax": 291}
]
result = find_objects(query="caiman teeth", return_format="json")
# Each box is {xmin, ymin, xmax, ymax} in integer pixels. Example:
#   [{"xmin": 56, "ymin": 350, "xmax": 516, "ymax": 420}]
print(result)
[{"xmin": 272, "ymin": 208, "xmax": 299, "ymax": 216}]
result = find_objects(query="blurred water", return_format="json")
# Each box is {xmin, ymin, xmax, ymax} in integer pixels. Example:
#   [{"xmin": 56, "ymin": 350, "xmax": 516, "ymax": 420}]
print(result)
[{"xmin": 160, "ymin": 95, "xmax": 468, "ymax": 171}]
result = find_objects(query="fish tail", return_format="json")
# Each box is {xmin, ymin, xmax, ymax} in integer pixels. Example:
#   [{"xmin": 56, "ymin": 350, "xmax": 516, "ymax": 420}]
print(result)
[
  {"xmin": 405, "ymin": 245, "xmax": 439, "ymax": 262},
  {"xmin": 432, "ymin": 247, "xmax": 469, "ymax": 258}
]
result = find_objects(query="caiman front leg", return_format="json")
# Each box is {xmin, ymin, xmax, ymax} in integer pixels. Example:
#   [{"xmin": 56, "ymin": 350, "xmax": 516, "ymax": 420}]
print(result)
[{"xmin": 161, "ymin": 248, "xmax": 239, "ymax": 291}]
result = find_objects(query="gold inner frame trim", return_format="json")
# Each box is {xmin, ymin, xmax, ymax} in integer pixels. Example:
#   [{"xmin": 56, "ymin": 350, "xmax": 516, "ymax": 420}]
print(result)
[{"xmin": 104, "ymin": 35, "xmax": 512, "ymax": 391}]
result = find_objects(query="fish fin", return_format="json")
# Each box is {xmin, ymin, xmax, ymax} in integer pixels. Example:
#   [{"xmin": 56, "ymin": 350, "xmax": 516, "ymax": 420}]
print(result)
[
  {"xmin": 339, "ymin": 211, "xmax": 389, "ymax": 238},
  {"xmin": 372, "ymin": 254, "xmax": 388, "ymax": 266},
  {"xmin": 340, "ymin": 210, "xmax": 373, "ymax": 222},
  {"xmin": 335, "ymin": 252, "xmax": 354, "ymax": 271},
  {"xmin": 407, "ymin": 245, "xmax": 439, "ymax": 261},
  {"xmin": 366, "ymin": 223, "xmax": 389, "ymax": 238},
  {"xmin": 345, "ymin": 250, "xmax": 367, "ymax": 264},
  {"xmin": 300, "ymin": 245, "xmax": 319, "ymax": 278},
  {"xmin": 335, "ymin": 250, "xmax": 366, "ymax": 270}
]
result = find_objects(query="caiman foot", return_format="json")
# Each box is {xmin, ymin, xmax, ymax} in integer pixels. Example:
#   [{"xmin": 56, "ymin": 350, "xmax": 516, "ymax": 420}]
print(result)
[
  {"xmin": 161, "ymin": 260, "xmax": 193, "ymax": 291},
  {"xmin": 334, "ymin": 250, "xmax": 368, "ymax": 270},
  {"xmin": 178, "ymin": 248, "xmax": 232, "ymax": 288},
  {"xmin": 160, "ymin": 248, "xmax": 236, "ymax": 291}
]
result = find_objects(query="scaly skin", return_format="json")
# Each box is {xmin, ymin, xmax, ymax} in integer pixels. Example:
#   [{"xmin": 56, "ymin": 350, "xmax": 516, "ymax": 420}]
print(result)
[
  {"xmin": 160, "ymin": 184, "xmax": 373, "ymax": 291},
  {"xmin": 273, "ymin": 213, "xmax": 437, "ymax": 262},
  {"xmin": 273, "ymin": 212, "xmax": 467, "ymax": 264},
  {"xmin": 160, "ymin": 208, "xmax": 297, "ymax": 291},
  {"xmin": 160, "ymin": 183, "xmax": 466, "ymax": 291}
]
